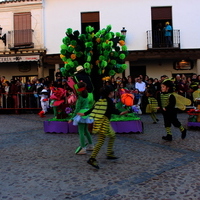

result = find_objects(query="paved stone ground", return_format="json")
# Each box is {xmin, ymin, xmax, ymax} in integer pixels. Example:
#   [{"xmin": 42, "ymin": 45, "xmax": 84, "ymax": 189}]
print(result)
[{"xmin": 0, "ymin": 112, "xmax": 200, "ymax": 200}]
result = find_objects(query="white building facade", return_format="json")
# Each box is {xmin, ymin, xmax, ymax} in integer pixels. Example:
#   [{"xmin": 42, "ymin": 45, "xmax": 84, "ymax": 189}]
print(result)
[
  {"xmin": 1, "ymin": 0, "xmax": 200, "ymax": 81},
  {"xmin": 43, "ymin": 0, "xmax": 200, "ymax": 80},
  {"xmin": 0, "ymin": 0, "xmax": 46, "ymax": 82}
]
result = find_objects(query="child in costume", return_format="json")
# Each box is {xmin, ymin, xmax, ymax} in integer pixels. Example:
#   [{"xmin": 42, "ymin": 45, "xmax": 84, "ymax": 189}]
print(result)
[
  {"xmin": 79, "ymin": 85, "xmax": 128, "ymax": 169},
  {"xmin": 145, "ymin": 88, "xmax": 159, "ymax": 124},
  {"xmin": 38, "ymin": 89, "xmax": 49, "ymax": 117},
  {"xmin": 49, "ymin": 83, "xmax": 66, "ymax": 119},
  {"xmin": 69, "ymin": 82, "xmax": 94, "ymax": 155},
  {"xmin": 158, "ymin": 80, "xmax": 187, "ymax": 141}
]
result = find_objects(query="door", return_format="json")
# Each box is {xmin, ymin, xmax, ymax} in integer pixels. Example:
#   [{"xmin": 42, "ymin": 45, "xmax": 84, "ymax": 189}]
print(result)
[{"xmin": 151, "ymin": 7, "xmax": 172, "ymax": 47}]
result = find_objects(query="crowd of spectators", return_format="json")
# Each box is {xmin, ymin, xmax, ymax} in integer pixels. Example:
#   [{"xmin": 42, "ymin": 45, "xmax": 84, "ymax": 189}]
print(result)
[
  {"xmin": 103, "ymin": 73, "xmax": 200, "ymax": 113},
  {"xmin": 0, "ymin": 70, "xmax": 200, "ymax": 113}
]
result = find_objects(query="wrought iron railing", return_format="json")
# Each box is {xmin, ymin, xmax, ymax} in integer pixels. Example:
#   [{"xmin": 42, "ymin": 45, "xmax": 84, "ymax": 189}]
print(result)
[
  {"xmin": 146, "ymin": 29, "xmax": 180, "ymax": 49},
  {"xmin": 7, "ymin": 29, "xmax": 34, "ymax": 49}
]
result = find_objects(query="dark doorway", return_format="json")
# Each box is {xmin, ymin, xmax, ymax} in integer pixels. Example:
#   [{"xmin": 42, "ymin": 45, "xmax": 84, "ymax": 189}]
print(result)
[
  {"xmin": 130, "ymin": 65, "xmax": 146, "ymax": 79},
  {"xmin": 151, "ymin": 7, "xmax": 172, "ymax": 48},
  {"xmin": 49, "ymin": 69, "xmax": 55, "ymax": 81}
]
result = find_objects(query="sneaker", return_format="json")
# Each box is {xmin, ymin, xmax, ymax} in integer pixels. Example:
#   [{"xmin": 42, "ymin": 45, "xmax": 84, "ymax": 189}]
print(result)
[
  {"xmin": 75, "ymin": 147, "xmax": 87, "ymax": 155},
  {"xmin": 87, "ymin": 158, "xmax": 99, "ymax": 169},
  {"xmin": 162, "ymin": 134, "xmax": 172, "ymax": 141},
  {"xmin": 181, "ymin": 129, "xmax": 187, "ymax": 139},
  {"xmin": 86, "ymin": 144, "xmax": 94, "ymax": 151},
  {"xmin": 107, "ymin": 154, "xmax": 119, "ymax": 159}
]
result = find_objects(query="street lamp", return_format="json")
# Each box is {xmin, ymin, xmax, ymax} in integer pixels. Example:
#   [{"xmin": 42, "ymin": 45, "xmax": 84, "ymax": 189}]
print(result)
[
  {"xmin": 121, "ymin": 27, "xmax": 127, "ymax": 36},
  {"xmin": 0, "ymin": 26, "xmax": 7, "ymax": 46}
]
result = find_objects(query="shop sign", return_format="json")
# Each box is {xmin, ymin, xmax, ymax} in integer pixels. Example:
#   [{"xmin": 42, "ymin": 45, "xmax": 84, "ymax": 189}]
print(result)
[{"xmin": 0, "ymin": 55, "xmax": 40, "ymax": 62}]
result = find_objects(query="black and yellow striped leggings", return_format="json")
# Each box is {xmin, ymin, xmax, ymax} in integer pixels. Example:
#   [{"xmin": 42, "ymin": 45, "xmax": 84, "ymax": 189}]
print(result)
[{"xmin": 91, "ymin": 116, "xmax": 115, "ymax": 158}]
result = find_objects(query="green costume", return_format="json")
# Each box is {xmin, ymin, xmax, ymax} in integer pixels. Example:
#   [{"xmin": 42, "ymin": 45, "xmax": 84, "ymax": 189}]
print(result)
[{"xmin": 71, "ymin": 95, "xmax": 93, "ymax": 150}]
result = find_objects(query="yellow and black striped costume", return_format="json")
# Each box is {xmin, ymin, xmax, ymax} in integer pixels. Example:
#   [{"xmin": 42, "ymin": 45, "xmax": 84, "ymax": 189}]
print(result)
[
  {"xmin": 90, "ymin": 99, "xmax": 115, "ymax": 136},
  {"xmin": 160, "ymin": 93, "xmax": 171, "ymax": 108},
  {"xmin": 85, "ymin": 98, "xmax": 120, "ymax": 158},
  {"xmin": 146, "ymin": 97, "xmax": 158, "ymax": 113},
  {"xmin": 159, "ymin": 92, "xmax": 184, "ymax": 135}
]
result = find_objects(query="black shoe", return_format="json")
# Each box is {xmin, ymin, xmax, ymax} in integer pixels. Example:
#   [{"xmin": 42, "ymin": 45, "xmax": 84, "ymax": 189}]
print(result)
[
  {"xmin": 156, "ymin": 119, "xmax": 159, "ymax": 122},
  {"xmin": 87, "ymin": 158, "xmax": 99, "ymax": 169},
  {"xmin": 162, "ymin": 134, "xmax": 172, "ymax": 141},
  {"xmin": 107, "ymin": 155, "xmax": 119, "ymax": 159},
  {"xmin": 181, "ymin": 129, "xmax": 187, "ymax": 139},
  {"xmin": 153, "ymin": 122, "xmax": 157, "ymax": 124}
]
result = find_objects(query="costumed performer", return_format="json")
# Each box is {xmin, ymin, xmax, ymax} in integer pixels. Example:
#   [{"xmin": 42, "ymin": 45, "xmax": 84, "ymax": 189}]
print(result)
[
  {"xmin": 38, "ymin": 89, "xmax": 49, "ymax": 117},
  {"xmin": 158, "ymin": 80, "xmax": 187, "ymax": 141},
  {"xmin": 78, "ymin": 85, "xmax": 128, "ymax": 169},
  {"xmin": 73, "ymin": 65, "xmax": 94, "ymax": 109},
  {"xmin": 68, "ymin": 82, "xmax": 94, "ymax": 155},
  {"xmin": 49, "ymin": 83, "xmax": 66, "ymax": 119},
  {"xmin": 145, "ymin": 88, "xmax": 159, "ymax": 124}
]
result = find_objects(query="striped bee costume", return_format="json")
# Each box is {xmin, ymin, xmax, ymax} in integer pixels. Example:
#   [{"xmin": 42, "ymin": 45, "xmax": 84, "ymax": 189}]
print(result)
[
  {"xmin": 146, "ymin": 96, "xmax": 159, "ymax": 123},
  {"xmin": 84, "ymin": 97, "xmax": 121, "ymax": 160},
  {"xmin": 159, "ymin": 92, "xmax": 184, "ymax": 131}
]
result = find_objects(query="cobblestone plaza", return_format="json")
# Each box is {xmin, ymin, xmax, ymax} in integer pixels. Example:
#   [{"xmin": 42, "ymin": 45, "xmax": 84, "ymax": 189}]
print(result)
[{"xmin": 1, "ymin": 113, "xmax": 200, "ymax": 200}]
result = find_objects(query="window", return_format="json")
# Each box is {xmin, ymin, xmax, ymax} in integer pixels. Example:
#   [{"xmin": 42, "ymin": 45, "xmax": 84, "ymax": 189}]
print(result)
[
  {"xmin": 81, "ymin": 12, "xmax": 100, "ymax": 34},
  {"xmin": 14, "ymin": 12, "xmax": 33, "ymax": 47}
]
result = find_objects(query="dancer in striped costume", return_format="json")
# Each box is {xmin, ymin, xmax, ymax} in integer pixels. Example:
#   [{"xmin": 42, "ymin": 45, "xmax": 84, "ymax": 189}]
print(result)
[
  {"xmin": 145, "ymin": 88, "xmax": 159, "ymax": 124},
  {"xmin": 79, "ymin": 85, "xmax": 128, "ymax": 169},
  {"xmin": 158, "ymin": 80, "xmax": 187, "ymax": 141}
]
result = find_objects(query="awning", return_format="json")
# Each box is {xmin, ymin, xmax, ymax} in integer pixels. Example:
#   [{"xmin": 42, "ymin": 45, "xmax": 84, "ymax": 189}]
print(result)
[{"xmin": 0, "ymin": 55, "xmax": 40, "ymax": 62}]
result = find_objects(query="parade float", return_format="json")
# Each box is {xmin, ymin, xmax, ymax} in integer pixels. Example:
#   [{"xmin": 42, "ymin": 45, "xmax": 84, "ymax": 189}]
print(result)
[
  {"xmin": 44, "ymin": 25, "xmax": 143, "ymax": 133},
  {"xmin": 187, "ymin": 88, "xmax": 200, "ymax": 128}
]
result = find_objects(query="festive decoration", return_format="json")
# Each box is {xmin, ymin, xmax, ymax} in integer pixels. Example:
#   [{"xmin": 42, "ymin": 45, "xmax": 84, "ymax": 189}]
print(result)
[{"xmin": 60, "ymin": 25, "xmax": 128, "ymax": 77}]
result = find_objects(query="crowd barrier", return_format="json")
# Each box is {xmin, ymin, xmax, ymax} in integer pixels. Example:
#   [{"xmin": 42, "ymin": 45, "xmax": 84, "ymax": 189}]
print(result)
[{"xmin": 0, "ymin": 92, "xmax": 41, "ymax": 110}]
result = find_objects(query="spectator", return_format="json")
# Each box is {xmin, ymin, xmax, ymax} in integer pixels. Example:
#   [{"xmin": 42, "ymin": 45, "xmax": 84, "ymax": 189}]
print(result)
[
  {"xmin": 110, "ymin": 76, "xmax": 117, "ymax": 89},
  {"xmin": 122, "ymin": 77, "xmax": 128, "ymax": 86},
  {"xmin": 10, "ymin": 80, "xmax": 21, "ymax": 114},
  {"xmin": 146, "ymin": 78, "xmax": 156, "ymax": 93},
  {"xmin": 153, "ymin": 78, "xmax": 161, "ymax": 92},
  {"xmin": 0, "ymin": 83, "xmax": 4, "ymax": 107},
  {"xmin": 1, "ymin": 76, "xmax": 8, "ymax": 86},
  {"xmin": 144, "ymin": 75, "xmax": 149, "ymax": 85},
  {"xmin": 135, "ymin": 77, "xmax": 146, "ymax": 94},
  {"xmin": 55, "ymin": 68, "xmax": 62, "ymax": 80},
  {"xmin": 4, "ymin": 81, "xmax": 11, "ymax": 108},
  {"xmin": 126, "ymin": 76, "xmax": 135, "ymax": 91},
  {"xmin": 163, "ymin": 21, "xmax": 172, "ymax": 47},
  {"xmin": 35, "ymin": 78, "xmax": 44, "ymax": 95},
  {"xmin": 160, "ymin": 75, "xmax": 168, "ymax": 83}
]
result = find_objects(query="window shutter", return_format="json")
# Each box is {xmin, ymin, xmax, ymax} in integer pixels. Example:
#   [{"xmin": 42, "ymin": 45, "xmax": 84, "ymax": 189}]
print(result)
[
  {"xmin": 151, "ymin": 7, "xmax": 172, "ymax": 20},
  {"xmin": 81, "ymin": 12, "xmax": 99, "ymax": 23},
  {"xmin": 14, "ymin": 12, "xmax": 32, "ymax": 46}
]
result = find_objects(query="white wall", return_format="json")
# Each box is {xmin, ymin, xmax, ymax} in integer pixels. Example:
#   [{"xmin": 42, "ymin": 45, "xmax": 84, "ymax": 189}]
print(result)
[
  {"xmin": 44, "ymin": 0, "xmax": 200, "ymax": 54},
  {"xmin": 0, "ymin": 1, "xmax": 44, "ymax": 51}
]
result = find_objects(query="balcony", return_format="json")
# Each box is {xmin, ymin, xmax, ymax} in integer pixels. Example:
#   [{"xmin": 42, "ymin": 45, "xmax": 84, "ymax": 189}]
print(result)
[
  {"xmin": 146, "ymin": 30, "xmax": 180, "ymax": 49},
  {"xmin": 8, "ymin": 29, "xmax": 34, "ymax": 50}
]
